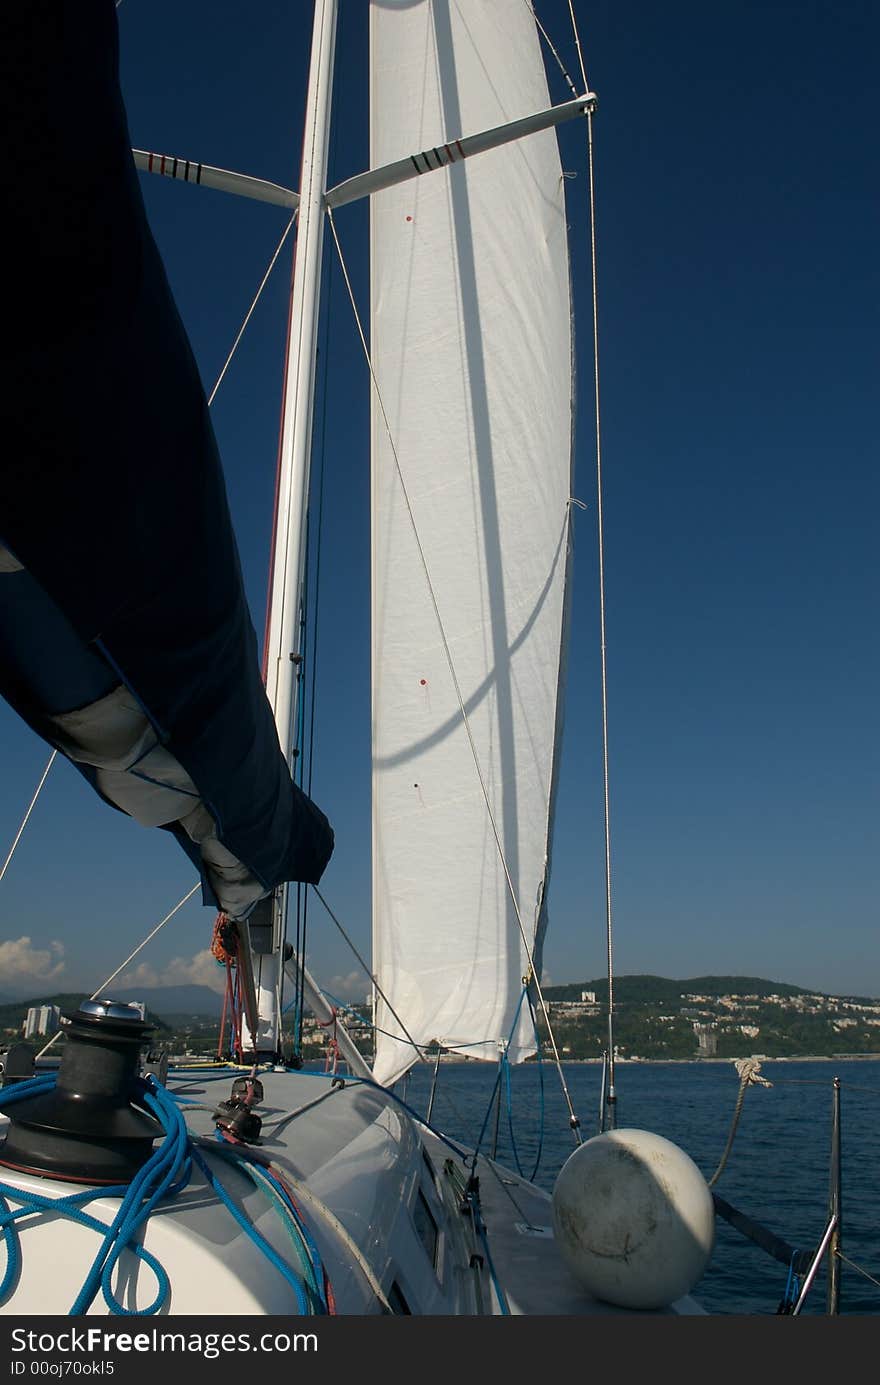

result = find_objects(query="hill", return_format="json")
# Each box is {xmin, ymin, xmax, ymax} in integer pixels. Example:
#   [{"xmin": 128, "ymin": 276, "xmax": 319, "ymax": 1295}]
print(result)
[
  {"xmin": 112, "ymin": 985, "xmax": 225, "ymax": 1018},
  {"xmin": 542, "ymin": 975, "xmax": 867, "ymax": 1004},
  {"xmin": 0, "ymin": 992, "xmax": 174, "ymax": 1033}
]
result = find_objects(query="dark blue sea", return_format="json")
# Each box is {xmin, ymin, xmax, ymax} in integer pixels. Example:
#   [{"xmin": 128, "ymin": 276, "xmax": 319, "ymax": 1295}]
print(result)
[{"xmin": 392, "ymin": 1057, "xmax": 879, "ymax": 1316}]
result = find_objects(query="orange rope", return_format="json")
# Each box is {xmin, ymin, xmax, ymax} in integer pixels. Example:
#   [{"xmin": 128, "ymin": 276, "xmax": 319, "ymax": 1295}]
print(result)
[
  {"xmin": 211, "ymin": 913, "xmax": 245, "ymax": 1061},
  {"xmin": 319, "ymin": 1008, "xmax": 340, "ymax": 1075}
]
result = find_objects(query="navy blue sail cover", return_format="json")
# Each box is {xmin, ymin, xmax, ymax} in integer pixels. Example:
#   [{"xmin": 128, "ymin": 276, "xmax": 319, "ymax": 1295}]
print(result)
[{"xmin": 0, "ymin": 2, "xmax": 334, "ymax": 901}]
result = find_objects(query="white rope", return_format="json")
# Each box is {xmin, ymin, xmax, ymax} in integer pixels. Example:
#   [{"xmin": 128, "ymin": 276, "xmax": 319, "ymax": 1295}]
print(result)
[
  {"xmin": 708, "ymin": 1059, "xmax": 773, "ymax": 1187},
  {"xmin": 0, "ymin": 751, "xmax": 57, "ymax": 886},
  {"xmin": 246, "ymin": 1150, "xmax": 392, "ymax": 1312},
  {"xmin": 325, "ymin": 207, "xmax": 581, "ymax": 1137},
  {"xmin": 283, "ymin": 1174, "xmax": 392, "ymax": 1311}
]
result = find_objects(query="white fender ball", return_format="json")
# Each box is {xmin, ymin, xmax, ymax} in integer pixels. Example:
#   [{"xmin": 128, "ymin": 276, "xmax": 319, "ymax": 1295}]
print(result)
[{"xmin": 551, "ymin": 1127, "xmax": 715, "ymax": 1309}]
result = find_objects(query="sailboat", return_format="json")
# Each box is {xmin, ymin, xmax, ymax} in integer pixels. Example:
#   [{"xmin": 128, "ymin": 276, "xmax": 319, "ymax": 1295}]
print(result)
[{"xmin": 0, "ymin": 0, "xmax": 725, "ymax": 1317}]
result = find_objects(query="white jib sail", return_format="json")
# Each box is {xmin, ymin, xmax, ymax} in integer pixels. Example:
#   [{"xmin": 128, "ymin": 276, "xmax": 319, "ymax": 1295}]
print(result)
[{"xmin": 370, "ymin": 0, "xmax": 574, "ymax": 1086}]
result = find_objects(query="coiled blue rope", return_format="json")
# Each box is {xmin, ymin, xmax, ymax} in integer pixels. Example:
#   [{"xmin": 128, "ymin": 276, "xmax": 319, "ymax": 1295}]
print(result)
[
  {"xmin": 0, "ymin": 1073, "xmax": 327, "ymax": 1315},
  {"xmin": 0, "ymin": 1075, "xmax": 184, "ymax": 1315},
  {"xmin": 70, "ymin": 1082, "xmax": 192, "ymax": 1315}
]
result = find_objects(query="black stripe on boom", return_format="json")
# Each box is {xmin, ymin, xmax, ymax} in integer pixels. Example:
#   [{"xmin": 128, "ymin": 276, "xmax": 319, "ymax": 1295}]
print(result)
[
  {"xmin": 196, "ymin": 163, "xmax": 203, "ymax": 185},
  {"xmin": 172, "ymin": 157, "xmax": 178, "ymax": 179},
  {"xmin": 410, "ymin": 154, "xmax": 423, "ymax": 175}
]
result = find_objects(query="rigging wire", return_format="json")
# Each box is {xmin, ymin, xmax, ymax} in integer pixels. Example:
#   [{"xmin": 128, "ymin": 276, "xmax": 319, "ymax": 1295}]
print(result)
[
  {"xmin": 311, "ymin": 884, "xmax": 432, "ymax": 1066},
  {"xmin": 538, "ymin": 0, "xmax": 617, "ymax": 1123},
  {"xmin": 526, "ymin": 3, "xmax": 583, "ymax": 99},
  {"xmin": 584, "ymin": 101, "xmax": 618, "ymax": 1128},
  {"xmin": 32, "ymin": 885, "xmax": 201, "ymax": 1061},
  {"xmin": 206, "ymin": 213, "xmax": 296, "ymax": 408},
  {"xmin": 566, "ymin": 0, "xmax": 591, "ymax": 93},
  {"xmin": 0, "ymin": 751, "xmax": 57, "ymax": 886},
  {"xmin": 325, "ymin": 204, "xmax": 583, "ymax": 1140},
  {"xmin": 4, "ymin": 214, "xmax": 295, "ymax": 1031}
]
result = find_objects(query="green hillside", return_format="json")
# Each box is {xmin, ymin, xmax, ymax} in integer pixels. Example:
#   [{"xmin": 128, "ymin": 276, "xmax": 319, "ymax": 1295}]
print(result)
[
  {"xmin": 0, "ymin": 994, "xmax": 170, "ymax": 1033},
  {"xmin": 546, "ymin": 975, "xmax": 834, "ymax": 1003}
]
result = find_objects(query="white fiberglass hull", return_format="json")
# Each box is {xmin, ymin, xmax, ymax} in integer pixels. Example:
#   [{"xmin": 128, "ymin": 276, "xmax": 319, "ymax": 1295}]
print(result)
[{"xmin": 0, "ymin": 1065, "xmax": 702, "ymax": 1316}]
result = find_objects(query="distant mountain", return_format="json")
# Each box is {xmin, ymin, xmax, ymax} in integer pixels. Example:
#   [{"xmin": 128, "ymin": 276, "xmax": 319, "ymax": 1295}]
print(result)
[
  {"xmin": 0, "ymin": 984, "xmax": 226, "ymax": 1022},
  {"xmin": 0, "ymin": 992, "xmax": 171, "ymax": 1033},
  {"xmin": 111, "ymin": 985, "xmax": 225, "ymax": 1018},
  {"xmin": 4, "ymin": 977, "xmax": 873, "ymax": 1034},
  {"xmin": 0, "ymin": 993, "xmax": 95, "ymax": 1029}
]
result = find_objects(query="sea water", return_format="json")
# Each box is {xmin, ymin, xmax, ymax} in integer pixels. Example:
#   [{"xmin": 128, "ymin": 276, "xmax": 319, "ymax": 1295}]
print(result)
[{"xmin": 394, "ymin": 1057, "xmax": 880, "ymax": 1315}]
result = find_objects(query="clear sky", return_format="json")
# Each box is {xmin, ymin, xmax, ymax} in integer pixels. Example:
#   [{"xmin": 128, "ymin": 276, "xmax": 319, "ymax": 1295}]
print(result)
[{"xmin": 0, "ymin": 0, "xmax": 876, "ymax": 1007}]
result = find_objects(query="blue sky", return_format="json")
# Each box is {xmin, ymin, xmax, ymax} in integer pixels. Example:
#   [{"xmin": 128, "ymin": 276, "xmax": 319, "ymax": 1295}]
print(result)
[{"xmin": 1, "ymin": 0, "xmax": 876, "ymax": 1006}]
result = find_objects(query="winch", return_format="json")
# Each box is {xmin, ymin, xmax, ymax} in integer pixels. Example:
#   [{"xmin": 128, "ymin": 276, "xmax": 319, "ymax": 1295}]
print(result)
[{"xmin": 0, "ymin": 998, "xmax": 162, "ymax": 1184}]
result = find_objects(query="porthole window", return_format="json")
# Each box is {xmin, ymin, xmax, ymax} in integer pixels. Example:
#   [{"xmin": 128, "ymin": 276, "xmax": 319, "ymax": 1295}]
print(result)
[
  {"xmin": 413, "ymin": 1187, "xmax": 439, "ymax": 1268},
  {"xmin": 387, "ymin": 1281, "xmax": 411, "ymax": 1315}
]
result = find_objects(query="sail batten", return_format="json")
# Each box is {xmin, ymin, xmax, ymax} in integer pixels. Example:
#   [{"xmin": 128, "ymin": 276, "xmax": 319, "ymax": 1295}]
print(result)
[{"xmin": 370, "ymin": 0, "xmax": 574, "ymax": 1086}]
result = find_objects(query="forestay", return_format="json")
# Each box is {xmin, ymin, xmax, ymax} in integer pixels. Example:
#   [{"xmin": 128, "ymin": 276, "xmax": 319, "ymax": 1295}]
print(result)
[{"xmin": 369, "ymin": 0, "xmax": 574, "ymax": 1085}]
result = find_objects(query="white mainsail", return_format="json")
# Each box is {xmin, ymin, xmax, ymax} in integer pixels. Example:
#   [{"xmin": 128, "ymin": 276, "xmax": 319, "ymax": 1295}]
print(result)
[{"xmin": 370, "ymin": 0, "xmax": 574, "ymax": 1085}]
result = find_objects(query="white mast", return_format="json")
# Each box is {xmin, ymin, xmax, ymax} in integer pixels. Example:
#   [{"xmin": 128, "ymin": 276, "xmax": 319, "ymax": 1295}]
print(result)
[{"xmin": 256, "ymin": 0, "xmax": 338, "ymax": 1053}]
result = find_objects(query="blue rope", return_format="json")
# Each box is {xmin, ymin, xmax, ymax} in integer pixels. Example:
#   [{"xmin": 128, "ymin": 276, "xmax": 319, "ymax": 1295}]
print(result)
[
  {"xmin": 209, "ymin": 1143, "xmax": 328, "ymax": 1310},
  {"xmin": 779, "ymin": 1249, "xmax": 802, "ymax": 1313},
  {"xmin": 0, "ymin": 1181, "xmax": 170, "ymax": 1307},
  {"xmin": 70, "ymin": 1083, "xmax": 191, "ymax": 1315},
  {"xmin": 0, "ymin": 1075, "xmax": 56, "ymax": 1106},
  {"xmin": 470, "ymin": 1063, "xmax": 505, "ymax": 1171},
  {"xmin": 503, "ymin": 993, "xmax": 545, "ymax": 1182},
  {"xmin": 0, "ymin": 1075, "xmax": 186, "ymax": 1315},
  {"xmin": 468, "ymin": 991, "xmax": 529, "ymax": 1174},
  {"xmin": 0, "ymin": 1074, "xmax": 325, "ymax": 1315},
  {"xmin": 475, "ymin": 1217, "xmax": 511, "ymax": 1315},
  {"xmin": 189, "ymin": 1144, "xmax": 318, "ymax": 1314}
]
